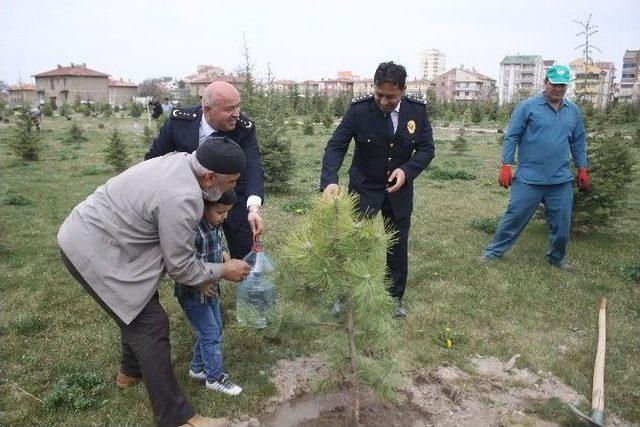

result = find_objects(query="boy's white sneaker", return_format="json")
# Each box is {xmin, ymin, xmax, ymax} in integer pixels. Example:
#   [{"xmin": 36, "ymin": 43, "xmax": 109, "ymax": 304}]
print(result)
[
  {"xmin": 189, "ymin": 369, "xmax": 206, "ymax": 381},
  {"xmin": 205, "ymin": 374, "xmax": 242, "ymax": 396}
]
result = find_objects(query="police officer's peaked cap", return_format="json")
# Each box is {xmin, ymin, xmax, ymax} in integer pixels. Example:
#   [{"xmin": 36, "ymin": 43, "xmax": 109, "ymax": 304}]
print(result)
[{"xmin": 196, "ymin": 136, "xmax": 246, "ymax": 174}]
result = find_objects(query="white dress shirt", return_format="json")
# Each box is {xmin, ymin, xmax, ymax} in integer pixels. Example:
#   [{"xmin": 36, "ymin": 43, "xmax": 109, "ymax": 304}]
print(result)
[{"xmin": 198, "ymin": 116, "xmax": 262, "ymax": 209}]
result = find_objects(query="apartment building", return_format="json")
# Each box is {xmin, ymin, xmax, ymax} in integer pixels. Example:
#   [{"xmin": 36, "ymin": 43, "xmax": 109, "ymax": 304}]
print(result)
[
  {"xmin": 498, "ymin": 55, "xmax": 544, "ymax": 105},
  {"xmin": 620, "ymin": 49, "xmax": 640, "ymax": 103},
  {"xmin": 420, "ymin": 48, "xmax": 446, "ymax": 81}
]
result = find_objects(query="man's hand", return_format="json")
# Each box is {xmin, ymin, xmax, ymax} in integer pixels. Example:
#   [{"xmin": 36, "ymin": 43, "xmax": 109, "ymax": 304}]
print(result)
[
  {"xmin": 247, "ymin": 205, "xmax": 264, "ymax": 238},
  {"xmin": 576, "ymin": 167, "xmax": 590, "ymax": 192},
  {"xmin": 386, "ymin": 168, "xmax": 406, "ymax": 193},
  {"xmin": 201, "ymin": 282, "xmax": 216, "ymax": 297},
  {"xmin": 323, "ymin": 183, "xmax": 340, "ymax": 199},
  {"xmin": 221, "ymin": 259, "xmax": 251, "ymax": 282},
  {"xmin": 498, "ymin": 164, "xmax": 513, "ymax": 188}
]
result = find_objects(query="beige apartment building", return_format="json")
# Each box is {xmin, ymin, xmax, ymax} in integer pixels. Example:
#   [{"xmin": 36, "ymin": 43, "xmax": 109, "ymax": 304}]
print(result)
[
  {"xmin": 405, "ymin": 78, "xmax": 433, "ymax": 98},
  {"xmin": 435, "ymin": 67, "xmax": 496, "ymax": 102},
  {"xmin": 33, "ymin": 63, "xmax": 109, "ymax": 106},
  {"xmin": 108, "ymin": 79, "xmax": 138, "ymax": 106},
  {"xmin": 568, "ymin": 58, "xmax": 616, "ymax": 109},
  {"xmin": 620, "ymin": 49, "xmax": 640, "ymax": 103},
  {"xmin": 8, "ymin": 83, "xmax": 38, "ymax": 108}
]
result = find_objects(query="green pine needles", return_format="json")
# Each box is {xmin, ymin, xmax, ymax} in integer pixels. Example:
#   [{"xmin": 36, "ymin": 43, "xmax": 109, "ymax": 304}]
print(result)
[
  {"xmin": 65, "ymin": 121, "xmax": 88, "ymax": 147},
  {"xmin": 104, "ymin": 129, "xmax": 129, "ymax": 172},
  {"xmin": 572, "ymin": 133, "xmax": 637, "ymax": 231},
  {"xmin": 9, "ymin": 108, "xmax": 41, "ymax": 161},
  {"xmin": 277, "ymin": 193, "xmax": 400, "ymax": 422}
]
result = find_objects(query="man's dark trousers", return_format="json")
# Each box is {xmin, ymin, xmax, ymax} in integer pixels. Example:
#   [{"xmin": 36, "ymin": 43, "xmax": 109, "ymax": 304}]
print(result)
[
  {"xmin": 60, "ymin": 249, "xmax": 195, "ymax": 427},
  {"xmin": 357, "ymin": 196, "xmax": 410, "ymax": 300}
]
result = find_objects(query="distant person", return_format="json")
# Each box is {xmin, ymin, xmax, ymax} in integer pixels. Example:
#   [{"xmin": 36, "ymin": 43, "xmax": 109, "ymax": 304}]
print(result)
[
  {"xmin": 29, "ymin": 106, "xmax": 42, "ymax": 131},
  {"xmin": 58, "ymin": 136, "xmax": 250, "ymax": 427},
  {"xmin": 151, "ymin": 100, "xmax": 163, "ymax": 119},
  {"xmin": 320, "ymin": 61, "xmax": 435, "ymax": 317},
  {"xmin": 175, "ymin": 189, "xmax": 243, "ymax": 396},
  {"xmin": 162, "ymin": 97, "xmax": 174, "ymax": 115},
  {"xmin": 481, "ymin": 65, "xmax": 590, "ymax": 270},
  {"xmin": 145, "ymin": 81, "xmax": 265, "ymax": 261}
]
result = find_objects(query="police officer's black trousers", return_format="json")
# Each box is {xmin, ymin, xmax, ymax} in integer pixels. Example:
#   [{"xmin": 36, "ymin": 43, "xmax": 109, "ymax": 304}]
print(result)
[
  {"xmin": 358, "ymin": 197, "xmax": 410, "ymax": 300},
  {"xmin": 60, "ymin": 249, "xmax": 196, "ymax": 427}
]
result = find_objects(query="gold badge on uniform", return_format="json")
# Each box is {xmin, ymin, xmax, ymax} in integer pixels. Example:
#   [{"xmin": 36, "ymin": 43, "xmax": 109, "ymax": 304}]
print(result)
[{"xmin": 407, "ymin": 120, "xmax": 416, "ymax": 134}]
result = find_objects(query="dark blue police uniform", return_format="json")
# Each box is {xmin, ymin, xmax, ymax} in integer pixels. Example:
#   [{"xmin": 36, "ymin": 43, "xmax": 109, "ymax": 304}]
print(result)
[
  {"xmin": 145, "ymin": 105, "xmax": 265, "ymax": 259},
  {"xmin": 320, "ymin": 94, "xmax": 435, "ymax": 299}
]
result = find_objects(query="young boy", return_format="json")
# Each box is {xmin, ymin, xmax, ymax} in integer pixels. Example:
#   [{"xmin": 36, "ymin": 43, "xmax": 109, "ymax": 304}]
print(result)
[{"xmin": 175, "ymin": 189, "xmax": 243, "ymax": 395}]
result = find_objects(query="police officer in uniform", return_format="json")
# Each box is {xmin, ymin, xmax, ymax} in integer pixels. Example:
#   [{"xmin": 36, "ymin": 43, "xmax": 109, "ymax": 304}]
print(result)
[
  {"xmin": 145, "ymin": 81, "xmax": 264, "ymax": 259},
  {"xmin": 320, "ymin": 61, "xmax": 435, "ymax": 317}
]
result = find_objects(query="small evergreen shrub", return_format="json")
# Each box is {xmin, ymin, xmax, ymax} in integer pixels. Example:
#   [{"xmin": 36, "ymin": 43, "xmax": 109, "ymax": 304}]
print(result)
[
  {"xmin": 65, "ymin": 122, "xmax": 88, "ymax": 146},
  {"xmin": 8, "ymin": 109, "xmax": 41, "ymax": 160},
  {"xmin": 129, "ymin": 102, "xmax": 143, "ymax": 118},
  {"xmin": 43, "ymin": 371, "xmax": 106, "ymax": 412},
  {"xmin": 621, "ymin": 265, "xmax": 640, "ymax": 283},
  {"xmin": 3, "ymin": 193, "xmax": 32, "ymax": 206},
  {"xmin": 429, "ymin": 166, "xmax": 476, "ymax": 180},
  {"xmin": 302, "ymin": 117, "xmax": 314, "ymax": 135},
  {"xmin": 470, "ymin": 216, "xmax": 501, "ymax": 234},
  {"xmin": 104, "ymin": 129, "xmax": 129, "ymax": 172},
  {"xmin": 10, "ymin": 316, "xmax": 46, "ymax": 336}
]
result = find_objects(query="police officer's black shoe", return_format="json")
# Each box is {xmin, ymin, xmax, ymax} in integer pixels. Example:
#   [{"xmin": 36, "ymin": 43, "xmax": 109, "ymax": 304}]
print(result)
[{"xmin": 393, "ymin": 301, "xmax": 407, "ymax": 318}]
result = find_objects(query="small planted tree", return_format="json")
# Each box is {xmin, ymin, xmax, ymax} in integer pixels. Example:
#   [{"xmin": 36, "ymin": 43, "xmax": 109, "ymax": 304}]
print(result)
[
  {"xmin": 142, "ymin": 124, "xmax": 154, "ymax": 146},
  {"xmin": 9, "ymin": 109, "xmax": 41, "ymax": 160},
  {"xmin": 259, "ymin": 118, "xmax": 294, "ymax": 192},
  {"xmin": 41, "ymin": 102, "xmax": 54, "ymax": 117},
  {"xmin": 277, "ymin": 193, "xmax": 399, "ymax": 424},
  {"xmin": 302, "ymin": 117, "xmax": 314, "ymax": 135},
  {"xmin": 105, "ymin": 129, "xmax": 129, "ymax": 172},
  {"xmin": 572, "ymin": 133, "xmax": 637, "ymax": 231},
  {"xmin": 129, "ymin": 102, "xmax": 143, "ymax": 118},
  {"xmin": 59, "ymin": 103, "xmax": 72, "ymax": 119},
  {"xmin": 451, "ymin": 126, "xmax": 469, "ymax": 155},
  {"xmin": 65, "ymin": 122, "xmax": 88, "ymax": 147}
]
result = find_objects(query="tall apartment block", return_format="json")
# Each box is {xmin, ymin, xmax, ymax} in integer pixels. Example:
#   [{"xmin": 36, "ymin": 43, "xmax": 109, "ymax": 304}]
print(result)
[
  {"xmin": 620, "ymin": 49, "xmax": 640, "ymax": 103},
  {"xmin": 420, "ymin": 48, "xmax": 446, "ymax": 81},
  {"xmin": 498, "ymin": 55, "xmax": 544, "ymax": 105}
]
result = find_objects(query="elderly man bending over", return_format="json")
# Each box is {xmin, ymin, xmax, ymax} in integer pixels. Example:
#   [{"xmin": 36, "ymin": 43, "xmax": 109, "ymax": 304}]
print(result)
[{"xmin": 58, "ymin": 136, "xmax": 249, "ymax": 427}]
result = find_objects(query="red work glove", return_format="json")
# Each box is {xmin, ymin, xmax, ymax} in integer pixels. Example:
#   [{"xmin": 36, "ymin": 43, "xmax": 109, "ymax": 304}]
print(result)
[
  {"xmin": 498, "ymin": 164, "xmax": 512, "ymax": 188},
  {"xmin": 576, "ymin": 168, "xmax": 590, "ymax": 192}
]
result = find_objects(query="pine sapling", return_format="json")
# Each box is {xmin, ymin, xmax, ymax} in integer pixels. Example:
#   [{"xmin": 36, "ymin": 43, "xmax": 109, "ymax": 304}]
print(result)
[
  {"xmin": 65, "ymin": 122, "xmax": 88, "ymax": 147},
  {"xmin": 451, "ymin": 126, "xmax": 469, "ymax": 155},
  {"xmin": 9, "ymin": 109, "xmax": 41, "ymax": 161},
  {"xmin": 105, "ymin": 129, "xmax": 129, "ymax": 172},
  {"xmin": 277, "ymin": 194, "xmax": 399, "ymax": 424}
]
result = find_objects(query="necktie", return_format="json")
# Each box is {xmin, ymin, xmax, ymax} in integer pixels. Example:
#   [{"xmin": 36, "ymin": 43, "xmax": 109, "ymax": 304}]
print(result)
[{"xmin": 385, "ymin": 113, "xmax": 394, "ymax": 137}]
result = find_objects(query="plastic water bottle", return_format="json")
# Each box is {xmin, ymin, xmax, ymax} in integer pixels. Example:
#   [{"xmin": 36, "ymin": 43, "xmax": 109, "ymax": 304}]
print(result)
[{"xmin": 236, "ymin": 246, "xmax": 275, "ymax": 329}]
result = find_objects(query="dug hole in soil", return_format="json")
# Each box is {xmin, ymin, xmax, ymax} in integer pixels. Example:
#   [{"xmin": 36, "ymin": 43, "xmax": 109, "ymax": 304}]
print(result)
[{"xmin": 229, "ymin": 355, "xmax": 629, "ymax": 426}]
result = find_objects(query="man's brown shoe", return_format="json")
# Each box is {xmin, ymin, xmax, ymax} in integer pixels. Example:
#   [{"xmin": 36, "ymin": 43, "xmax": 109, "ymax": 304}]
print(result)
[
  {"xmin": 115, "ymin": 371, "xmax": 142, "ymax": 389},
  {"xmin": 180, "ymin": 414, "xmax": 229, "ymax": 427}
]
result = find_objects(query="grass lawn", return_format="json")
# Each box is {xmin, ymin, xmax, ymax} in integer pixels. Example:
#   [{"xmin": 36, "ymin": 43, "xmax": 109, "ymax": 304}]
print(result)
[{"xmin": 1, "ymin": 112, "xmax": 639, "ymax": 425}]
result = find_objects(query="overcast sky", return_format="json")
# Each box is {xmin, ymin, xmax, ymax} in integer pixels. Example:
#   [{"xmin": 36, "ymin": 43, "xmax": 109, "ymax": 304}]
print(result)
[{"xmin": 1, "ymin": 0, "xmax": 638, "ymax": 85}]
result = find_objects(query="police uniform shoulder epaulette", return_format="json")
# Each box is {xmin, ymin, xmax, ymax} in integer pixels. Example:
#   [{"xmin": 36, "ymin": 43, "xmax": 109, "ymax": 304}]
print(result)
[
  {"xmin": 405, "ymin": 95, "xmax": 427, "ymax": 105},
  {"xmin": 237, "ymin": 114, "xmax": 254, "ymax": 130},
  {"xmin": 351, "ymin": 94, "xmax": 373, "ymax": 104},
  {"xmin": 171, "ymin": 108, "xmax": 199, "ymax": 120}
]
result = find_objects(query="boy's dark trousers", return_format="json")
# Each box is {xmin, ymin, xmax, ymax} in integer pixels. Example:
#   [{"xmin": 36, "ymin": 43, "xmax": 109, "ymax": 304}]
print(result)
[{"xmin": 60, "ymin": 249, "xmax": 195, "ymax": 427}]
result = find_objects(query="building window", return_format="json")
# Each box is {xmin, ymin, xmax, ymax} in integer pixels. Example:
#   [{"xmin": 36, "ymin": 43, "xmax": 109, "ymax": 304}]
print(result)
[
  {"xmin": 50, "ymin": 79, "xmax": 54, "ymax": 89},
  {"xmin": 465, "ymin": 91, "xmax": 469, "ymax": 96}
]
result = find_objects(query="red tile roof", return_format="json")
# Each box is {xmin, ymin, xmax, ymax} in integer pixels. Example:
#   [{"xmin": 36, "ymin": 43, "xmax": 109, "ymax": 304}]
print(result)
[
  {"xmin": 9, "ymin": 83, "xmax": 36, "ymax": 91},
  {"xmin": 34, "ymin": 64, "xmax": 109, "ymax": 78},
  {"xmin": 108, "ymin": 79, "xmax": 137, "ymax": 87}
]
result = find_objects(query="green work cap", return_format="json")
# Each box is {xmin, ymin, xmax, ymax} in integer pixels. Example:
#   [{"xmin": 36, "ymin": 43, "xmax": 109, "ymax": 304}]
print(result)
[{"xmin": 546, "ymin": 65, "xmax": 571, "ymax": 84}]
